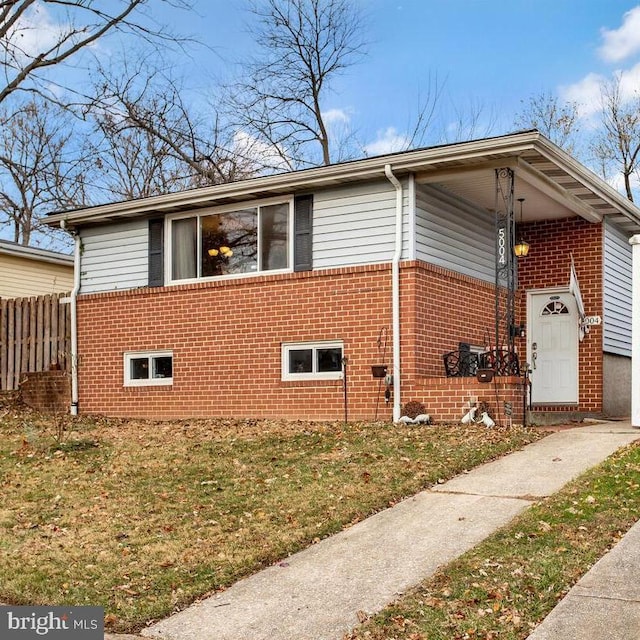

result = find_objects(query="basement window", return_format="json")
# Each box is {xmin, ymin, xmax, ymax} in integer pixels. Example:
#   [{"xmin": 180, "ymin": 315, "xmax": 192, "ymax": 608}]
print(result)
[
  {"xmin": 282, "ymin": 341, "xmax": 344, "ymax": 381},
  {"xmin": 124, "ymin": 351, "xmax": 173, "ymax": 387}
]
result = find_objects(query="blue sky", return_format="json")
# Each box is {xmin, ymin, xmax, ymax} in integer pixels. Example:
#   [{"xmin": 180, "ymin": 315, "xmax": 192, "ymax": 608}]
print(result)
[
  {"xmin": 162, "ymin": 0, "xmax": 640, "ymax": 153},
  {"xmin": 13, "ymin": 0, "xmax": 640, "ymax": 155},
  {"xmin": 6, "ymin": 0, "xmax": 640, "ymax": 252}
]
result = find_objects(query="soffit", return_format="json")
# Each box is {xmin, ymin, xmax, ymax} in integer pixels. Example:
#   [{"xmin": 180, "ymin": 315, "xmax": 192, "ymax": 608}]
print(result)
[{"xmin": 414, "ymin": 147, "xmax": 640, "ymax": 233}]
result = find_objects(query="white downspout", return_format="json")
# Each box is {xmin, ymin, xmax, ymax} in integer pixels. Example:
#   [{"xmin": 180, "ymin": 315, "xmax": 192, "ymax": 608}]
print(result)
[
  {"xmin": 630, "ymin": 235, "xmax": 640, "ymax": 427},
  {"xmin": 62, "ymin": 220, "xmax": 80, "ymax": 416},
  {"xmin": 385, "ymin": 164, "xmax": 403, "ymax": 422}
]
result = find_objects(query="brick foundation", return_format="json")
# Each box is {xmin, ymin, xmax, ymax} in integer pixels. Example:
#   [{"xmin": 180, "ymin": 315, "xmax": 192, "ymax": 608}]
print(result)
[{"xmin": 20, "ymin": 371, "xmax": 71, "ymax": 413}]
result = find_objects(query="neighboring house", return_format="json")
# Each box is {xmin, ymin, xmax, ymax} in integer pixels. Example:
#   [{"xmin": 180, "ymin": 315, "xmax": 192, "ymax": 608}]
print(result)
[
  {"xmin": 0, "ymin": 240, "xmax": 74, "ymax": 298},
  {"xmin": 46, "ymin": 130, "xmax": 640, "ymax": 424},
  {"xmin": 0, "ymin": 241, "xmax": 74, "ymax": 395}
]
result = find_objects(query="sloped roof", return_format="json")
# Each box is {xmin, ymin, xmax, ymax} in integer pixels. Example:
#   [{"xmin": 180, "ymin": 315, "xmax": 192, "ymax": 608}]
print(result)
[
  {"xmin": 0, "ymin": 240, "xmax": 73, "ymax": 267},
  {"xmin": 45, "ymin": 130, "xmax": 640, "ymax": 233}
]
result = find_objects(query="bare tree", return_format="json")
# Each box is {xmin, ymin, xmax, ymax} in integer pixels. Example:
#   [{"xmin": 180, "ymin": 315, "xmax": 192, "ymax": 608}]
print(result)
[
  {"xmin": 0, "ymin": 99, "xmax": 85, "ymax": 245},
  {"xmin": 86, "ymin": 59, "xmax": 259, "ymax": 190},
  {"xmin": 591, "ymin": 75, "xmax": 640, "ymax": 202},
  {"xmin": 0, "ymin": 1, "xmax": 199, "ymax": 247},
  {"xmin": 225, "ymin": 0, "xmax": 367, "ymax": 169},
  {"xmin": 85, "ymin": 110, "xmax": 191, "ymax": 201},
  {"xmin": 514, "ymin": 91, "xmax": 581, "ymax": 154},
  {"xmin": 436, "ymin": 93, "xmax": 498, "ymax": 144},
  {"xmin": 0, "ymin": 0, "xmax": 194, "ymax": 106}
]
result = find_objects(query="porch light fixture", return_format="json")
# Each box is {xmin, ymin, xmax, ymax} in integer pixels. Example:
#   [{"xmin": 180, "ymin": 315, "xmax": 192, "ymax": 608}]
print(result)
[{"xmin": 514, "ymin": 198, "xmax": 530, "ymax": 258}]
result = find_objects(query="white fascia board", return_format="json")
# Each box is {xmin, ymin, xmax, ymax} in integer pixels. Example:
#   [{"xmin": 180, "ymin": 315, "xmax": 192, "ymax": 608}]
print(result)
[{"xmin": 45, "ymin": 131, "xmax": 546, "ymax": 228}]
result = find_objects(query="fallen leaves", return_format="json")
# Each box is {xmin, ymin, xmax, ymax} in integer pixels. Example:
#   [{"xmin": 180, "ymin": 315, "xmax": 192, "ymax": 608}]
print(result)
[
  {"xmin": 348, "ymin": 441, "xmax": 640, "ymax": 640},
  {"xmin": 0, "ymin": 411, "xmax": 544, "ymax": 634}
]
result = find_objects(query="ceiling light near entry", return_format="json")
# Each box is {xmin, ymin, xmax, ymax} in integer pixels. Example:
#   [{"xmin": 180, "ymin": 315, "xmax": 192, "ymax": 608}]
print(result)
[{"xmin": 514, "ymin": 198, "xmax": 530, "ymax": 258}]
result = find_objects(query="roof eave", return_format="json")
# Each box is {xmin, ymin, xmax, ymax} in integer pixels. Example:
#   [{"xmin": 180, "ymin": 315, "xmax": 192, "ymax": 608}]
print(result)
[
  {"xmin": 0, "ymin": 242, "xmax": 73, "ymax": 266},
  {"xmin": 46, "ymin": 130, "xmax": 545, "ymax": 228},
  {"xmin": 45, "ymin": 129, "xmax": 640, "ymax": 229},
  {"xmin": 534, "ymin": 136, "xmax": 640, "ymax": 226}
]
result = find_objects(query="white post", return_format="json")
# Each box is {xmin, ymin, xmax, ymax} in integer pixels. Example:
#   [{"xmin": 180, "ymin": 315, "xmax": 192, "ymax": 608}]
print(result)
[{"xmin": 630, "ymin": 235, "xmax": 640, "ymax": 427}]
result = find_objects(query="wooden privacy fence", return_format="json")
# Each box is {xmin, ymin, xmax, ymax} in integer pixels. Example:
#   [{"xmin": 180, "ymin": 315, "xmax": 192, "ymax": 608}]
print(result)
[{"xmin": 0, "ymin": 293, "xmax": 71, "ymax": 391}]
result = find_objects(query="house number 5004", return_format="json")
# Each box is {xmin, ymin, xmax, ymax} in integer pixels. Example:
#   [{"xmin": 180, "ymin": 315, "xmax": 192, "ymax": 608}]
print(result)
[{"xmin": 497, "ymin": 227, "xmax": 507, "ymax": 265}]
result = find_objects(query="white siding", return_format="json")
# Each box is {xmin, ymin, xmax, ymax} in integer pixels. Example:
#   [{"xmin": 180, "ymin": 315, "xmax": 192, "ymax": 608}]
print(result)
[
  {"xmin": 603, "ymin": 219, "xmax": 632, "ymax": 356},
  {"xmin": 76, "ymin": 178, "xmax": 490, "ymax": 291},
  {"xmin": 80, "ymin": 220, "xmax": 148, "ymax": 293},
  {"xmin": 415, "ymin": 184, "xmax": 495, "ymax": 282},
  {"xmin": 313, "ymin": 179, "xmax": 408, "ymax": 269}
]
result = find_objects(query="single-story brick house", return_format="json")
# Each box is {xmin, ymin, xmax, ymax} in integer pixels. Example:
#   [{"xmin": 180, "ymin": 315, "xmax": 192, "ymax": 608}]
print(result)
[{"xmin": 46, "ymin": 130, "xmax": 640, "ymax": 424}]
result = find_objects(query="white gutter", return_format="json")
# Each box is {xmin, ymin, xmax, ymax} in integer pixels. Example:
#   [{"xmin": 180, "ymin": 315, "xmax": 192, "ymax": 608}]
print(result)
[
  {"xmin": 385, "ymin": 164, "xmax": 403, "ymax": 422},
  {"xmin": 630, "ymin": 235, "xmax": 640, "ymax": 427},
  {"xmin": 62, "ymin": 220, "xmax": 80, "ymax": 416}
]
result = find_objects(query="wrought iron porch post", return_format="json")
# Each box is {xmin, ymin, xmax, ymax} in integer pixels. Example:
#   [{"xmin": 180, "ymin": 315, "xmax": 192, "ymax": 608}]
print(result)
[{"xmin": 494, "ymin": 168, "xmax": 517, "ymax": 367}]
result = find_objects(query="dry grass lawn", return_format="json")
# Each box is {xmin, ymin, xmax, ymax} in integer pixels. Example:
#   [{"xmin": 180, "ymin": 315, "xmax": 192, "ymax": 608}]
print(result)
[{"xmin": 0, "ymin": 408, "xmax": 544, "ymax": 633}]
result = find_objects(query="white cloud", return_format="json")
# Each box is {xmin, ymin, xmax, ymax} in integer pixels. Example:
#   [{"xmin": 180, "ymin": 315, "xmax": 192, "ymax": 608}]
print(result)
[
  {"xmin": 599, "ymin": 6, "xmax": 640, "ymax": 62},
  {"xmin": 615, "ymin": 61, "xmax": 640, "ymax": 97},
  {"xmin": 322, "ymin": 108, "xmax": 350, "ymax": 125},
  {"xmin": 561, "ymin": 61, "xmax": 640, "ymax": 123},
  {"xmin": 232, "ymin": 130, "xmax": 291, "ymax": 172},
  {"xmin": 560, "ymin": 72, "xmax": 606, "ymax": 120},
  {"xmin": 7, "ymin": 2, "xmax": 70, "ymax": 62},
  {"xmin": 364, "ymin": 127, "xmax": 411, "ymax": 156}
]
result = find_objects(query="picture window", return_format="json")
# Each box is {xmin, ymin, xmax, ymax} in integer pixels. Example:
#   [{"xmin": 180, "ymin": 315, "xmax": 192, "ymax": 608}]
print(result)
[{"xmin": 169, "ymin": 199, "xmax": 291, "ymax": 282}]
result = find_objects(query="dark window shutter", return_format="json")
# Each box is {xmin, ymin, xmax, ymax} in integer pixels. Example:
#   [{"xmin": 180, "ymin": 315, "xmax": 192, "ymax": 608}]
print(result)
[
  {"xmin": 148, "ymin": 218, "xmax": 164, "ymax": 287},
  {"xmin": 294, "ymin": 195, "xmax": 313, "ymax": 272}
]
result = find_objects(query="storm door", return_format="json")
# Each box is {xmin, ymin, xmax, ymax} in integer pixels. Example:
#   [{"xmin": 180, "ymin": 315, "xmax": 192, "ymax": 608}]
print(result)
[{"xmin": 528, "ymin": 290, "xmax": 579, "ymax": 404}]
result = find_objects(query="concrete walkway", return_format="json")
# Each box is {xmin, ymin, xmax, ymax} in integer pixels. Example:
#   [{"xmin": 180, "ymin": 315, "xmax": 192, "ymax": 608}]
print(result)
[
  {"xmin": 136, "ymin": 421, "xmax": 639, "ymax": 640},
  {"xmin": 526, "ymin": 517, "xmax": 640, "ymax": 640}
]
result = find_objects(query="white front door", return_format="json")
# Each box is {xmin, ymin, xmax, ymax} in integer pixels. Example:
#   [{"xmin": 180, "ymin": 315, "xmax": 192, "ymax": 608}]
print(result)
[{"xmin": 528, "ymin": 290, "xmax": 579, "ymax": 404}]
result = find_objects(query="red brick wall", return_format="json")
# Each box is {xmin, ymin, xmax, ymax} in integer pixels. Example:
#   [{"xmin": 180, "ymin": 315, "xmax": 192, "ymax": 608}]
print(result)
[
  {"xmin": 516, "ymin": 216, "xmax": 603, "ymax": 413},
  {"xmin": 76, "ymin": 226, "xmax": 604, "ymax": 423},
  {"xmin": 78, "ymin": 264, "xmax": 394, "ymax": 421},
  {"xmin": 403, "ymin": 262, "xmax": 498, "ymax": 377},
  {"xmin": 401, "ymin": 262, "xmax": 524, "ymax": 424},
  {"xmin": 408, "ymin": 376, "xmax": 525, "ymax": 424},
  {"xmin": 78, "ymin": 261, "xmax": 509, "ymax": 421},
  {"xmin": 21, "ymin": 371, "xmax": 71, "ymax": 413}
]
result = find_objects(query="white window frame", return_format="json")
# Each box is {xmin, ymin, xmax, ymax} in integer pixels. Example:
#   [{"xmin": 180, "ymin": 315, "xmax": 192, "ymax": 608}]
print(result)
[
  {"xmin": 281, "ymin": 341, "xmax": 344, "ymax": 381},
  {"xmin": 124, "ymin": 350, "xmax": 174, "ymax": 387},
  {"xmin": 166, "ymin": 196, "xmax": 294, "ymax": 284}
]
